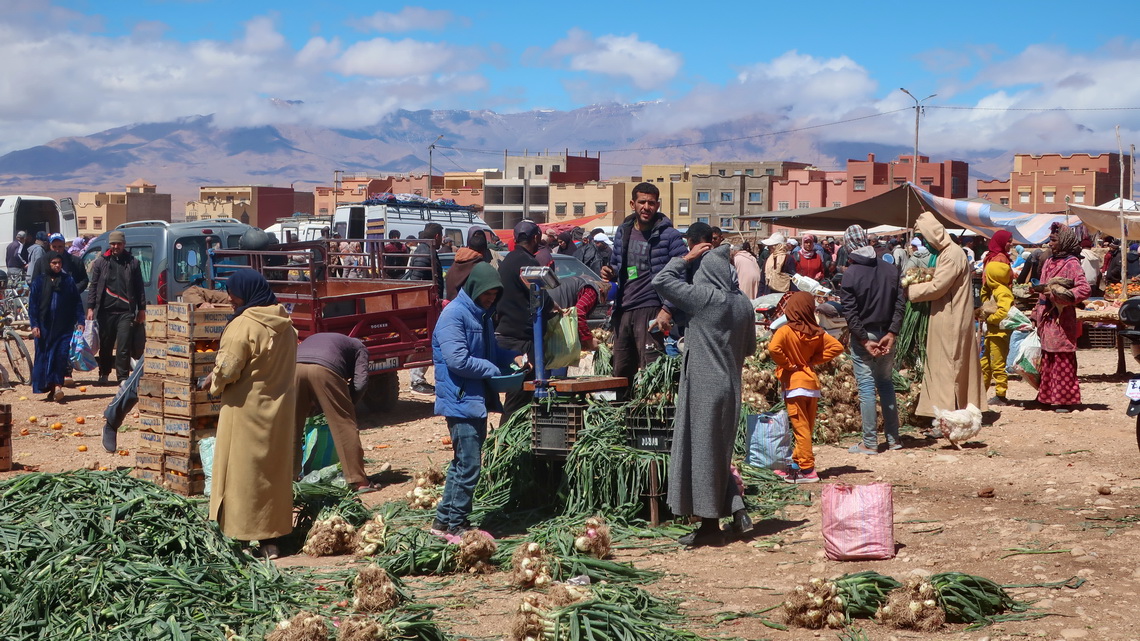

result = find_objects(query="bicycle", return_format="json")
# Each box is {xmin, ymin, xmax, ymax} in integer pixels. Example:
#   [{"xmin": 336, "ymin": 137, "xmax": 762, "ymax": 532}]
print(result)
[
  {"xmin": 0, "ymin": 314, "xmax": 32, "ymax": 386},
  {"xmin": 1, "ymin": 271, "xmax": 29, "ymax": 324}
]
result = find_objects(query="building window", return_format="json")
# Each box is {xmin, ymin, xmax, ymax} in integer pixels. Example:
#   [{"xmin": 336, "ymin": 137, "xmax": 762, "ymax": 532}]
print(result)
[
  {"xmin": 747, "ymin": 191, "xmax": 762, "ymax": 204},
  {"xmin": 555, "ymin": 203, "xmax": 566, "ymax": 215},
  {"xmin": 534, "ymin": 165, "xmax": 543, "ymax": 175},
  {"xmin": 1000, "ymin": 197, "xmax": 1010, "ymax": 206},
  {"xmin": 678, "ymin": 198, "xmax": 690, "ymax": 214},
  {"xmin": 733, "ymin": 170, "xmax": 742, "ymax": 176},
  {"xmin": 920, "ymin": 177, "xmax": 934, "ymax": 186},
  {"xmin": 669, "ymin": 174, "xmax": 681, "ymax": 182},
  {"xmin": 78, "ymin": 217, "xmax": 87, "ymax": 228},
  {"xmin": 696, "ymin": 216, "xmax": 709, "ymax": 224},
  {"xmin": 798, "ymin": 201, "xmax": 811, "ymax": 209},
  {"xmin": 718, "ymin": 169, "xmax": 726, "ymax": 177},
  {"xmin": 1074, "ymin": 190, "xmax": 1086, "ymax": 203},
  {"xmin": 95, "ymin": 200, "xmax": 101, "ymax": 207},
  {"xmin": 226, "ymin": 196, "xmax": 234, "ymax": 202},
  {"xmin": 1044, "ymin": 191, "xmax": 1055, "ymax": 203},
  {"xmin": 1019, "ymin": 191, "xmax": 1030, "ymax": 204},
  {"xmin": 777, "ymin": 201, "xmax": 790, "ymax": 211},
  {"xmin": 696, "ymin": 191, "xmax": 710, "ymax": 203},
  {"xmin": 832, "ymin": 201, "xmax": 842, "ymax": 208},
  {"xmin": 745, "ymin": 169, "xmax": 754, "ymax": 176},
  {"xmin": 853, "ymin": 178, "xmax": 866, "ymax": 191},
  {"xmin": 720, "ymin": 191, "xmax": 734, "ymax": 204},
  {"xmin": 656, "ymin": 177, "xmax": 664, "ymax": 182},
  {"xmin": 749, "ymin": 219, "xmax": 762, "ymax": 229},
  {"xmin": 1060, "ymin": 166, "xmax": 1069, "ymax": 171},
  {"xmin": 573, "ymin": 202, "xmax": 585, "ymax": 215},
  {"xmin": 551, "ymin": 165, "xmax": 560, "ymax": 173},
  {"xmin": 720, "ymin": 217, "xmax": 734, "ymax": 229},
  {"xmin": 765, "ymin": 168, "xmax": 775, "ymax": 176},
  {"xmin": 94, "ymin": 218, "xmax": 103, "ymax": 230},
  {"xmin": 595, "ymin": 202, "xmax": 607, "ymax": 214}
]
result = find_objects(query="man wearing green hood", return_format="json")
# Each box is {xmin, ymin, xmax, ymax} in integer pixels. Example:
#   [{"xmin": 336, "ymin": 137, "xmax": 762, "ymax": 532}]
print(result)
[{"xmin": 430, "ymin": 262, "xmax": 526, "ymax": 538}]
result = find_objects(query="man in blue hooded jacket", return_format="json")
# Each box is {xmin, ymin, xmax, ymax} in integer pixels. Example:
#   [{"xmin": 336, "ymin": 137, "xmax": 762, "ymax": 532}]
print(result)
[{"xmin": 430, "ymin": 262, "xmax": 525, "ymax": 538}]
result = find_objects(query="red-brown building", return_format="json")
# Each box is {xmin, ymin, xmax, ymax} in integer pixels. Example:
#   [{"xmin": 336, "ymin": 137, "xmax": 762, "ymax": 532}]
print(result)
[
  {"xmin": 846, "ymin": 153, "xmax": 968, "ymax": 203},
  {"xmin": 976, "ymin": 153, "xmax": 1132, "ymax": 213},
  {"xmin": 769, "ymin": 167, "xmax": 848, "ymax": 212}
]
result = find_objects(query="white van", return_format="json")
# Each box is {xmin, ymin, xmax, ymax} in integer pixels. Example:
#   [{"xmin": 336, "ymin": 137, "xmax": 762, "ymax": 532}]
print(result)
[
  {"xmin": 0, "ymin": 195, "xmax": 78, "ymax": 241},
  {"xmin": 333, "ymin": 198, "xmax": 501, "ymax": 247},
  {"xmin": 265, "ymin": 215, "xmax": 333, "ymax": 244}
]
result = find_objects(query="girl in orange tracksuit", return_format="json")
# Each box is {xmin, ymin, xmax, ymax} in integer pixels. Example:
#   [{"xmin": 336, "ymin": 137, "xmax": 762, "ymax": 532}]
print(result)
[{"xmin": 768, "ymin": 292, "xmax": 845, "ymax": 483}]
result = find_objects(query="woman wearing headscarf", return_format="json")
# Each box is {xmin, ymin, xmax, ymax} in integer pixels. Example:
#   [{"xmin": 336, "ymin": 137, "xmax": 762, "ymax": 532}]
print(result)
[
  {"xmin": 652, "ymin": 243, "xmax": 756, "ymax": 547},
  {"xmin": 68, "ymin": 237, "xmax": 86, "ymax": 256},
  {"xmin": 28, "ymin": 251, "xmax": 84, "ymax": 402},
  {"xmin": 794, "ymin": 234, "xmax": 826, "ymax": 280},
  {"xmin": 1011, "ymin": 244, "xmax": 1027, "ymax": 272},
  {"xmin": 906, "ymin": 212, "xmax": 987, "ymax": 418},
  {"xmin": 733, "ymin": 243, "xmax": 761, "ymax": 299},
  {"xmin": 761, "ymin": 232, "xmax": 795, "ymax": 294},
  {"xmin": 205, "ymin": 269, "xmax": 298, "ymax": 558},
  {"xmin": 1032, "ymin": 224, "xmax": 1090, "ymax": 412},
  {"xmin": 467, "ymin": 227, "xmax": 499, "ymax": 268},
  {"xmin": 978, "ymin": 231, "xmax": 1015, "ymax": 405}
]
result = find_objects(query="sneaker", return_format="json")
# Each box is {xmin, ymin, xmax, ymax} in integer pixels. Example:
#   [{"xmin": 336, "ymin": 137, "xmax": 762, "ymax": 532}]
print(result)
[
  {"xmin": 101, "ymin": 424, "xmax": 118, "ymax": 453},
  {"xmin": 97, "ymin": 374, "xmax": 110, "ymax": 386},
  {"xmin": 848, "ymin": 443, "xmax": 879, "ymax": 455},
  {"xmin": 52, "ymin": 387, "xmax": 64, "ymax": 403},
  {"xmin": 793, "ymin": 469, "xmax": 820, "ymax": 484},
  {"xmin": 773, "ymin": 469, "xmax": 791, "ymax": 482},
  {"xmin": 429, "ymin": 519, "xmax": 450, "ymax": 539},
  {"xmin": 410, "ymin": 382, "xmax": 436, "ymax": 395},
  {"xmin": 886, "ymin": 441, "xmax": 903, "ymax": 451},
  {"xmin": 988, "ymin": 395, "xmax": 1009, "ymax": 406}
]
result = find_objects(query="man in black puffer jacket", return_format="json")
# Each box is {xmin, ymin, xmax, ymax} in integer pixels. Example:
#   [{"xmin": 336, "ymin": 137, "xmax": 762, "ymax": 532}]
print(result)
[{"xmin": 600, "ymin": 182, "xmax": 687, "ymax": 393}]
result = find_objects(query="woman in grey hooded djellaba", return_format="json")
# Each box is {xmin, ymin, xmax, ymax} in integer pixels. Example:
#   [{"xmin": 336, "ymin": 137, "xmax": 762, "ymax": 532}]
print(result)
[{"xmin": 653, "ymin": 243, "xmax": 756, "ymax": 547}]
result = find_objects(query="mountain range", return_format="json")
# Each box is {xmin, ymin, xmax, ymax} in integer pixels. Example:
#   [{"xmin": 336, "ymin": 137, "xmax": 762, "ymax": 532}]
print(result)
[{"xmin": 0, "ymin": 102, "xmax": 1014, "ymax": 210}]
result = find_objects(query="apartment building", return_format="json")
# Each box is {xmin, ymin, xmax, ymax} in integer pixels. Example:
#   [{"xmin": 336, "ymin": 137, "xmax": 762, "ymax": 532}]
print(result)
[
  {"xmin": 483, "ymin": 153, "xmax": 599, "ymax": 228},
  {"xmin": 549, "ymin": 181, "xmax": 629, "ymax": 227},
  {"xmin": 185, "ymin": 185, "xmax": 299, "ymax": 229},
  {"xmin": 770, "ymin": 167, "xmax": 848, "ymax": 212},
  {"xmin": 846, "ymin": 153, "xmax": 968, "ymax": 203},
  {"xmin": 636, "ymin": 164, "xmax": 710, "ymax": 228},
  {"xmin": 691, "ymin": 161, "xmax": 810, "ymax": 231},
  {"xmin": 76, "ymin": 179, "xmax": 172, "ymax": 236},
  {"xmin": 314, "ymin": 173, "xmax": 433, "ymax": 217},
  {"xmin": 977, "ymin": 153, "xmax": 1131, "ymax": 213},
  {"xmin": 428, "ymin": 171, "xmax": 488, "ymax": 209}
]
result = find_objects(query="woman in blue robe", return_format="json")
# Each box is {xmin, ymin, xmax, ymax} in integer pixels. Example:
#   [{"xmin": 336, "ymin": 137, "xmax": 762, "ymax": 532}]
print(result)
[{"xmin": 29, "ymin": 251, "xmax": 84, "ymax": 402}]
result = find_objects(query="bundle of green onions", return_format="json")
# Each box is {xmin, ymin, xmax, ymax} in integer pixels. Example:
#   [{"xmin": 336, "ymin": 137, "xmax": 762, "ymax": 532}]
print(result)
[
  {"xmin": 834, "ymin": 571, "xmax": 903, "ymax": 619},
  {"xmin": 930, "ymin": 572, "xmax": 1036, "ymax": 627},
  {"xmin": 894, "ymin": 300, "xmax": 930, "ymax": 372}
]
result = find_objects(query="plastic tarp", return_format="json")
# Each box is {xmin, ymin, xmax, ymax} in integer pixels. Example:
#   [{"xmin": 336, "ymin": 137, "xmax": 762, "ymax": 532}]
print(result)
[
  {"xmin": 758, "ymin": 184, "xmax": 1076, "ymax": 244},
  {"xmin": 1068, "ymin": 200, "xmax": 1140, "ymax": 238}
]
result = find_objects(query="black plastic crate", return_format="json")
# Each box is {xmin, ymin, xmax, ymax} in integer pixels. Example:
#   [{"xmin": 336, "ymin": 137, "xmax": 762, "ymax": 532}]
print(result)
[
  {"xmin": 531, "ymin": 402, "xmax": 588, "ymax": 455},
  {"xmin": 624, "ymin": 404, "xmax": 675, "ymax": 452}
]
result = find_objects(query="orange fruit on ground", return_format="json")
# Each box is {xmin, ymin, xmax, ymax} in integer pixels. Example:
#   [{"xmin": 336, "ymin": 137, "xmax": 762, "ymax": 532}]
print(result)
[
  {"xmin": 19, "ymin": 427, "xmax": 29, "ymax": 436},
  {"xmin": 77, "ymin": 445, "xmax": 88, "ymax": 452},
  {"xmin": 118, "ymin": 450, "xmax": 129, "ymax": 456},
  {"xmin": 79, "ymin": 386, "xmax": 88, "ymax": 392},
  {"xmin": 373, "ymin": 444, "xmax": 391, "ymax": 449},
  {"xmin": 76, "ymin": 417, "xmax": 86, "ymax": 424},
  {"xmin": 28, "ymin": 416, "xmax": 37, "ymax": 423},
  {"xmin": 51, "ymin": 423, "xmax": 63, "ymax": 430},
  {"xmin": 71, "ymin": 431, "xmax": 83, "ymax": 437},
  {"xmin": 442, "ymin": 436, "xmax": 453, "ymax": 445}
]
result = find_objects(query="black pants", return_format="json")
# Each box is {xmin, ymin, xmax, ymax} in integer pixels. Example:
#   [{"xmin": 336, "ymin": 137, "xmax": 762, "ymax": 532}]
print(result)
[
  {"xmin": 496, "ymin": 335, "xmax": 534, "ymax": 424},
  {"xmin": 97, "ymin": 311, "xmax": 135, "ymax": 381},
  {"xmin": 612, "ymin": 306, "xmax": 665, "ymax": 400}
]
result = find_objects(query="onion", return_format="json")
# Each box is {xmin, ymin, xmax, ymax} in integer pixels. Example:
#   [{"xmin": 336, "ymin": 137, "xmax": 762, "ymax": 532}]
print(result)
[
  {"xmin": 534, "ymin": 574, "xmax": 550, "ymax": 588},
  {"xmin": 586, "ymin": 527, "xmax": 597, "ymax": 539},
  {"xmin": 574, "ymin": 536, "xmax": 592, "ymax": 552},
  {"xmin": 527, "ymin": 542, "xmax": 540, "ymax": 554}
]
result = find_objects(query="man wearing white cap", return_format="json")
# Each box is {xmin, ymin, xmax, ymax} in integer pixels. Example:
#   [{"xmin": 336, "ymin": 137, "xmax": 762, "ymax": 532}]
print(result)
[{"xmin": 761, "ymin": 232, "xmax": 794, "ymax": 294}]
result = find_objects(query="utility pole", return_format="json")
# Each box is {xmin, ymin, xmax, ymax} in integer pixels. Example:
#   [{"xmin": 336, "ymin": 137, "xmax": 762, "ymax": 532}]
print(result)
[
  {"xmin": 427, "ymin": 134, "xmax": 444, "ymax": 196},
  {"xmin": 899, "ymin": 88, "xmax": 936, "ymax": 184}
]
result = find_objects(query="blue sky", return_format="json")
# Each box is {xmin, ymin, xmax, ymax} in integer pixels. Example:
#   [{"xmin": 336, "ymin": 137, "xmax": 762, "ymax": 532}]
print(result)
[{"xmin": 4, "ymin": 0, "xmax": 1140, "ymax": 162}]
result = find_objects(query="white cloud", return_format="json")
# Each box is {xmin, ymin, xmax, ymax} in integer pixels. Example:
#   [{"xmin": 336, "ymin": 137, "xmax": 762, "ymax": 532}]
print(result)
[
  {"xmin": 336, "ymin": 38, "xmax": 476, "ymax": 78},
  {"xmin": 543, "ymin": 29, "xmax": 681, "ymax": 91},
  {"xmin": 358, "ymin": 7, "xmax": 454, "ymax": 32},
  {"xmin": 240, "ymin": 15, "xmax": 286, "ymax": 53}
]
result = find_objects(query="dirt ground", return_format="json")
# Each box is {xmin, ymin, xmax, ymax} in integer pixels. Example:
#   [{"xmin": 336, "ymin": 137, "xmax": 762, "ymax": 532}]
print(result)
[{"xmin": 3, "ymin": 347, "xmax": 1140, "ymax": 641}]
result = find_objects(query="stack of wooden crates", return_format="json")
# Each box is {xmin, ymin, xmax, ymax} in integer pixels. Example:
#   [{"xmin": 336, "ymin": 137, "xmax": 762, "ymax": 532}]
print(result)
[
  {"xmin": 132, "ymin": 303, "xmax": 230, "ymax": 496},
  {"xmin": 0, "ymin": 403, "xmax": 11, "ymax": 472}
]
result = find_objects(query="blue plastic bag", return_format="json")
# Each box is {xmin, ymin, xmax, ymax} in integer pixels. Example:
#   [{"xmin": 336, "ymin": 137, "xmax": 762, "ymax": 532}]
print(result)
[
  {"xmin": 745, "ymin": 411, "xmax": 792, "ymax": 470},
  {"xmin": 69, "ymin": 327, "xmax": 98, "ymax": 372}
]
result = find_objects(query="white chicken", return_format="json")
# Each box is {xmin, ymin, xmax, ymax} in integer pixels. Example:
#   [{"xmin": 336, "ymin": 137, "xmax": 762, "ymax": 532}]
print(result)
[{"xmin": 930, "ymin": 404, "xmax": 984, "ymax": 449}]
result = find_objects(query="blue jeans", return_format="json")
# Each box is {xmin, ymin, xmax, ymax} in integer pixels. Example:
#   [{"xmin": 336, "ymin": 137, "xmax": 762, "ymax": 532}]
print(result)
[
  {"xmin": 850, "ymin": 333, "xmax": 900, "ymax": 449},
  {"xmin": 434, "ymin": 417, "xmax": 487, "ymax": 531}
]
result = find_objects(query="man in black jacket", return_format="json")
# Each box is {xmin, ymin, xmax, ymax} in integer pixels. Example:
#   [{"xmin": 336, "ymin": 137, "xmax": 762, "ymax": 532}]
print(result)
[
  {"xmin": 838, "ymin": 224, "xmax": 906, "ymax": 455},
  {"xmin": 86, "ymin": 230, "xmax": 146, "ymax": 385},
  {"xmin": 496, "ymin": 220, "xmax": 553, "ymax": 421}
]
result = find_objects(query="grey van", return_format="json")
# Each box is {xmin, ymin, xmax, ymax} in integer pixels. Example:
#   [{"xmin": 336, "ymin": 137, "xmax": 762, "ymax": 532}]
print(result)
[{"xmin": 82, "ymin": 219, "xmax": 252, "ymax": 305}]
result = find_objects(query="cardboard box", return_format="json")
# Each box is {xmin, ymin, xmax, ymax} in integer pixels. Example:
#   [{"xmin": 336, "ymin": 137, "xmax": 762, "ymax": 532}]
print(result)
[
  {"xmin": 134, "ymin": 450, "xmax": 165, "ymax": 471},
  {"xmin": 138, "ymin": 413, "xmax": 164, "ymax": 434},
  {"xmin": 163, "ymin": 395, "xmax": 222, "ymax": 418},
  {"xmin": 165, "ymin": 356, "xmax": 214, "ymax": 381}
]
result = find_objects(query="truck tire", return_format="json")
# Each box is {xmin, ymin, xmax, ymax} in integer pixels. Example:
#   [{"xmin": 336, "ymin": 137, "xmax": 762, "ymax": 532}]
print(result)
[{"xmin": 360, "ymin": 371, "xmax": 400, "ymax": 418}]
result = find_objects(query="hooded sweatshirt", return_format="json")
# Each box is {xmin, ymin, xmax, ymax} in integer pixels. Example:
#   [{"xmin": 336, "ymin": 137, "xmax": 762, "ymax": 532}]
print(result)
[
  {"xmin": 839, "ymin": 248, "xmax": 907, "ymax": 344},
  {"xmin": 980, "ymin": 261, "xmax": 1014, "ymax": 337}
]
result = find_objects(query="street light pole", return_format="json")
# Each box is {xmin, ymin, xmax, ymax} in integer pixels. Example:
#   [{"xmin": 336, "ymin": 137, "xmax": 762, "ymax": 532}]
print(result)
[
  {"xmin": 899, "ymin": 88, "xmax": 936, "ymax": 185},
  {"xmin": 427, "ymin": 134, "xmax": 444, "ymax": 196}
]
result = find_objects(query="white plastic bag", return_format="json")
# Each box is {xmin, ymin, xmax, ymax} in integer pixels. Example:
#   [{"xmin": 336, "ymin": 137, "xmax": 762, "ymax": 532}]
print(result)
[
  {"xmin": 1014, "ymin": 331, "xmax": 1042, "ymax": 389},
  {"xmin": 82, "ymin": 319, "xmax": 100, "ymax": 355}
]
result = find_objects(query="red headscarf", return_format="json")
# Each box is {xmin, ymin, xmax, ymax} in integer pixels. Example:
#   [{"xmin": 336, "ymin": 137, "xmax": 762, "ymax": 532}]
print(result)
[
  {"xmin": 782, "ymin": 291, "xmax": 823, "ymax": 337},
  {"xmin": 983, "ymin": 230, "xmax": 1012, "ymax": 267}
]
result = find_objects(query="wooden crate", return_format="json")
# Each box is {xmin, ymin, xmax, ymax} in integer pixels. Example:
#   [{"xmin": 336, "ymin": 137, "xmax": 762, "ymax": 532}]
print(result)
[
  {"xmin": 131, "ymin": 467, "xmax": 163, "ymax": 485},
  {"xmin": 163, "ymin": 394, "xmax": 222, "ymax": 418},
  {"xmin": 138, "ymin": 429, "xmax": 165, "ymax": 450},
  {"xmin": 164, "ymin": 416, "xmax": 218, "ymax": 436},
  {"xmin": 144, "ymin": 305, "xmax": 167, "ymax": 340},
  {"xmin": 165, "ymin": 453, "xmax": 203, "ymax": 475},
  {"xmin": 136, "ymin": 394, "xmax": 164, "ymax": 415},
  {"xmin": 143, "ymin": 358, "xmax": 167, "ymax": 377},
  {"xmin": 166, "ymin": 340, "xmax": 219, "ymax": 360},
  {"xmin": 0, "ymin": 436, "xmax": 10, "ymax": 473},
  {"xmin": 138, "ymin": 413, "xmax": 164, "ymax": 434},
  {"xmin": 134, "ymin": 450, "xmax": 165, "ymax": 471},
  {"xmin": 163, "ymin": 430, "xmax": 216, "ymax": 456},
  {"xmin": 162, "ymin": 381, "xmax": 198, "ymax": 401},
  {"xmin": 143, "ymin": 341, "xmax": 168, "ymax": 362},
  {"xmin": 138, "ymin": 378, "xmax": 164, "ymax": 399},
  {"xmin": 165, "ymin": 356, "xmax": 214, "ymax": 381},
  {"xmin": 166, "ymin": 303, "xmax": 232, "ymax": 340},
  {"xmin": 165, "ymin": 470, "xmax": 205, "ymax": 496}
]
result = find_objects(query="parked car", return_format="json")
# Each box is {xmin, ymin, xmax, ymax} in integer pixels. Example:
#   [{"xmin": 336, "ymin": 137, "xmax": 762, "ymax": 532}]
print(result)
[{"xmin": 81, "ymin": 219, "xmax": 253, "ymax": 305}]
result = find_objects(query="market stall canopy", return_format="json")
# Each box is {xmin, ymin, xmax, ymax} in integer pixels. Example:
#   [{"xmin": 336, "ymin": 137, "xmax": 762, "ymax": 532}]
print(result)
[
  {"xmin": 492, "ymin": 212, "xmax": 609, "ymax": 249},
  {"xmin": 1069, "ymin": 199, "xmax": 1140, "ymax": 238},
  {"xmin": 754, "ymin": 184, "xmax": 1075, "ymax": 244}
]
